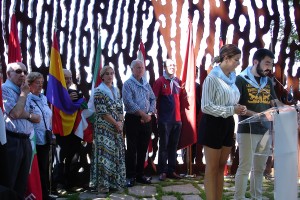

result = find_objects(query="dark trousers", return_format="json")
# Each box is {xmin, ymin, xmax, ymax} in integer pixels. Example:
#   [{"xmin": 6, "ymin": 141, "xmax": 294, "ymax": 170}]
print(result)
[
  {"xmin": 158, "ymin": 122, "xmax": 182, "ymax": 174},
  {"xmin": 1, "ymin": 133, "xmax": 32, "ymax": 199},
  {"xmin": 125, "ymin": 114, "xmax": 152, "ymax": 179},
  {"xmin": 54, "ymin": 133, "xmax": 81, "ymax": 187},
  {"xmin": 0, "ymin": 143, "xmax": 8, "ymax": 186},
  {"xmin": 36, "ymin": 144, "xmax": 50, "ymax": 200}
]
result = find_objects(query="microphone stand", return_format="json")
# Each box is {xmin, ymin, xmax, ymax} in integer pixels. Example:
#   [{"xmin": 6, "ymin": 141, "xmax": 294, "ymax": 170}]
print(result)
[{"xmin": 244, "ymin": 75, "xmax": 279, "ymax": 114}]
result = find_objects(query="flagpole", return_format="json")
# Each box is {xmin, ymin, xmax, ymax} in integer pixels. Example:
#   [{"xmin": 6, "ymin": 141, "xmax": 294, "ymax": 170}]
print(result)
[
  {"xmin": 187, "ymin": 146, "xmax": 192, "ymax": 175},
  {"xmin": 48, "ymin": 104, "xmax": 57, "ymax": 198}
]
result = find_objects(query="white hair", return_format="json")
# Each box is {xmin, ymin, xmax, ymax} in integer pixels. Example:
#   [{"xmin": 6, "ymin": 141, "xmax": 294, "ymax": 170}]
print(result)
[
  {"xmin": 130, "ymin": 59, "xmax": 144, "ymax": 69},
  {"xmin": 7, "ymin": 62, "xmax": 26, "ymax": 72}
]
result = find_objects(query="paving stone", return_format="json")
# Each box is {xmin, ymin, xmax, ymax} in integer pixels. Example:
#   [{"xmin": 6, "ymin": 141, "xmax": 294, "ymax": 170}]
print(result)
[
  {"xmin": 223, "ymin": 182, "xmax": 232, "ymax": 187},
  {"xmin": 223, "ymin": 191, "xmax": 234, "ymax": 196},
  {"xmin": 182, "ymin": 194, "xmax": 203, "ymax": 200},
  {"xmin": 109, "ymin": 193, "xmax": 138, "ymax": 200},
  {"xmin": 151, "ymin": 177, "xmax": 161, "ymax": 184},
  {"xmin": 197, "ymin": 183, "xmax": 205, "ymax": 190},
  {"xmin": 163, "ymin": 183, "xmax": 200, "ymax": 194},
  {"xmin": 225, "ymin": 186, "xmax": 235, "ymax": 192},
  {"xmin": 128, "ymin": 185, "xmax": 157, "ymax": 197},
  {"xmin": 161, "ymin": 195, "xmax": 178, "ymax": 200},
  {"xmin": 79, "ymin": 191, "xmax": 107, "ymax": 199},
  {"xmin": 54, "ymin": 175, "xmax": 282, "ymax": 199},
  {"xmin": 140, "ymin": 197, "xmax": 157, "ymax": 200}
]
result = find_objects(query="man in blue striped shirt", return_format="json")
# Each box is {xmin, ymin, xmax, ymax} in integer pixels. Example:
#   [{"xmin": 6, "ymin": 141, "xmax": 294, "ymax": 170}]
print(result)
[{"xmin": 122, "ymin": 59, "xmax": 156, "ymax": 187}]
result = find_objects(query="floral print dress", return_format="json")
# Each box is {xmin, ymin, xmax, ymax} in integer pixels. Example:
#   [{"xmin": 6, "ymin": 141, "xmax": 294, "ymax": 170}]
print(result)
[{"xmin": 90, "ymin": 88, "xmax": 126, "ymax": 190}]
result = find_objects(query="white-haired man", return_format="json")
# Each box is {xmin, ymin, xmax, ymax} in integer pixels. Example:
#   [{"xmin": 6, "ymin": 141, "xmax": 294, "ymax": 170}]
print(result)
[
  {"xmin": 122, "ymin": 59, "xmax": 156, "ymax": 187},
  {"xmin": 1, "ymin": 62, "xmax": 40, "ymax": 198}
]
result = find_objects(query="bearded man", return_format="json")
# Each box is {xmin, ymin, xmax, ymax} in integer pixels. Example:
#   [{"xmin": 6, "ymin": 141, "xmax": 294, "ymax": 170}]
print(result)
[{"xmin": 234, "ymin": 49, "xmax": 283, "ymax": 200}]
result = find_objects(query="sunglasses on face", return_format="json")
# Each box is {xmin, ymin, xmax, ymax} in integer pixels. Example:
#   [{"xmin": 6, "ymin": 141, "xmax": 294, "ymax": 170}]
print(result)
[{"xmin": 13, "ymin": 69, "xmax": 28, "ymax": 75}]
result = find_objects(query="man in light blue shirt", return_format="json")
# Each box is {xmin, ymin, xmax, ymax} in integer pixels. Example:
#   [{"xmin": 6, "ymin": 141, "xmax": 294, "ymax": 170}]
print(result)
[
  {"xmin": 1, "ymin": 62, "xmax": 40, "ymax": 198},
  {"xmin": 122, "ymin": 59, "xmax": 156, "ymax": 187}
]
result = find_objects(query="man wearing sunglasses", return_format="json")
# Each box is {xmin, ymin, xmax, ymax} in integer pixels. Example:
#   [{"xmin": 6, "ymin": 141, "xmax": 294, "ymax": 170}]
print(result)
[{"xmin": 0, "ymin": 62, "xmax": 40, "ymax": 199}]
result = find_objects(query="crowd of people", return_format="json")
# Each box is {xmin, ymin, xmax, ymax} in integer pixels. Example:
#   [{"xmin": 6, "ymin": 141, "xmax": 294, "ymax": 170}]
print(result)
[{"xmin": 0, "ymin": 46, "xmax": 296, "ymax": 200}]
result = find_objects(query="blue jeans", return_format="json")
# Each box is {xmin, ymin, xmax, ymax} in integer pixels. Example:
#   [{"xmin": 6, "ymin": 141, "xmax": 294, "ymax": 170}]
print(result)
[{"xmin": 158, "ymin": 122, "xmax": 182, "ymax": 174}]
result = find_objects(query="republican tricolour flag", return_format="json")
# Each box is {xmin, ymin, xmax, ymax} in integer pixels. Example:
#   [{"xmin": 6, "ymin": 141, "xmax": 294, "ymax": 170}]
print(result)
[
  {"xmin": 46, "ymin": 32, "xmax": 83, "ymax": 136},
  {"xmin": 178, "ymin": 20, "xmax": 197, "ymax": 149}
]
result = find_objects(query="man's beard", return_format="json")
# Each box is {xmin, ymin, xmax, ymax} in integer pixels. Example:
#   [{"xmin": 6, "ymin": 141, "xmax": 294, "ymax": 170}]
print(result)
[{"xmin": 256, "ymin": 62, "xmax": 271, "ymax": 77}]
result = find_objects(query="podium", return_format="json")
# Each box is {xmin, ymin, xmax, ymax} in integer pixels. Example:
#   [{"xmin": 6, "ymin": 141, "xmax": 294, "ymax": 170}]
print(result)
[{"xmin": 239, "ymin": 105, "xmax": 299, "ymax": 200}]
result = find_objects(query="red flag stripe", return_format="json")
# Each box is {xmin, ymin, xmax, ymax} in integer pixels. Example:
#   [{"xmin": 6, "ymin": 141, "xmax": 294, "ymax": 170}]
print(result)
[
  {"xmin": 25, "ymin": 156, "xmax": 42, "ymax": 200},
  {"xmin": 8, "ymin": 14, "xmax": 22, "ymax": 63},
  {"xmin": 219, "ymin": 36, "xmax": 224, "ymax": 48}
]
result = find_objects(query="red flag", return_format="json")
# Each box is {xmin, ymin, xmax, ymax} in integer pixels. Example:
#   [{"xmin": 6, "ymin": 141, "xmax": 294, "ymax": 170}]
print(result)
[
  {"xmin": 219, "ymin": 36, "xmax": 224, "ymax": 49},
  {"xmin": 178, "ymin": 21, "xmax": 197, "ymax": 149},
  {"xmin": 138, "ymin": 39, "xmax": 146, "ymax": 67},
  {"xmin": 137, "ymin": 39, "xmax": 152, "ymax": 168},
  {"xmin": 25, "ymin": 152, "xmax": 42, "ymax": 200},
  {"xmin": 8, "ymin": 14, "xmax": 22, "ymax": 63}
]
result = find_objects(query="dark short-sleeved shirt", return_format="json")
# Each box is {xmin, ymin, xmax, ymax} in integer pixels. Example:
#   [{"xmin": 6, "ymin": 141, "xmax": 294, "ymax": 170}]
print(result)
[{"xmin": 236, "ymin": 75, "xmax": 277, "ymax": 134}]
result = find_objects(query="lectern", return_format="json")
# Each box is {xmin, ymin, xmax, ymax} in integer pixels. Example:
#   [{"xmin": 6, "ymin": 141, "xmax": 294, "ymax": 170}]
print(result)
[{"xmin": 239, "ymin": 105, "xmax": 298, "ymax": 200}]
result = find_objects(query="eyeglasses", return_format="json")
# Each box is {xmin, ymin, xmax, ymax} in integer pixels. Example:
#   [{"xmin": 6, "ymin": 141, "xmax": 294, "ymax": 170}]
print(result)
[
  {"xmin": 104, "ymin": 72, "xmax": 114, "ymax": 76},
  {"xmin": 13, "ymin": 69, "xmax": 28, "ymax": 75},
  {"xmin": 33, "ymin": 81, "xmax": 44, "ymax": 85},
  {"xmin": 65, "ymin": 77, "xmax": 72, "ymax": 80},
  {"xmin": 167, "ymin": 64, "xmax": 176, "ymax": 67}
]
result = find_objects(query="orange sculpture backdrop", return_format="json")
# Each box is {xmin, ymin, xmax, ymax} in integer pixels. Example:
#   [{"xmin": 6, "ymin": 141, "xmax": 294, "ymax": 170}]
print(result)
[{"xmin": 0, "ymin": 0, "xmax": 299, "ymax": 99}]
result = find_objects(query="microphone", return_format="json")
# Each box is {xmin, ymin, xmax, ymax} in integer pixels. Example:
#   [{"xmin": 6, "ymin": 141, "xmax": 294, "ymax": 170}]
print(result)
[
  {"xmin": 244, "ymin": 75, "xmax": 279, "ymax": 114},
  {"xmin": 272, "ymin": 76, "xmax": 299, "ymax": 112},
  {"xmin": 272, "ymin": 76, "xmax": 293, "ymax": 102}
]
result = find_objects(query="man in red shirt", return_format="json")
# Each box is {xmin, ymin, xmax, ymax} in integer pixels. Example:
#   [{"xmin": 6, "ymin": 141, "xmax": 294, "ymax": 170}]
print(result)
[{"xmin": 153, "ymin": 59, "xmax": 182, "ymax": 181}]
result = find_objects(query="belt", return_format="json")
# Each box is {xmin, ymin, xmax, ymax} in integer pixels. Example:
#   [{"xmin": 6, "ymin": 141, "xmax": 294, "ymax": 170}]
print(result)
[{"xmin": 6, "ymin": 130, "xmax": 30, "ymax": 139}]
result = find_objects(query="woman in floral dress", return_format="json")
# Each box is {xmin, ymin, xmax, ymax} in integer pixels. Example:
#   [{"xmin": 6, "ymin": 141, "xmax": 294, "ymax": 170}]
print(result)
[{"xmin": 90, "ymin": 65, "xmax": 126, "ymax": 193}]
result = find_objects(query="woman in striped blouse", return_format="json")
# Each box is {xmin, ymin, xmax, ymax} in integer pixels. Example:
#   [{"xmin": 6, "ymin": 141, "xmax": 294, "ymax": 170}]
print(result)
[{"xmin": 198, "ymin": 44, "xmax": 247, "ymax": 200}]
